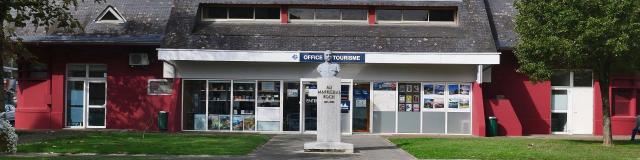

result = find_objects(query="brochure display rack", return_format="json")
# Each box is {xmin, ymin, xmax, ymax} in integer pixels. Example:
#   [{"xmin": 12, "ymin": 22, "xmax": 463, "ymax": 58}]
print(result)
[
  {"xmin": 207, "ymin": 81, "xmax": 231, "ymax": 130},
  {"xmin": 398, "ymin": 83, "xmax": 421, "ymax": 112},
  {"xmin": 232, "ymin": 81, "xmax": 256, "ymax": 131},
  {"xmin": 256, "ymin": 81, "xmax": 282, "ymax": 131}
]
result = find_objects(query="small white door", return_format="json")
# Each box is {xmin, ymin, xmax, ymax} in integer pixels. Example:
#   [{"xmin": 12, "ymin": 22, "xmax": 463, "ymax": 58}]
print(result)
[{"xmin": 569, "ymin": 87, "xmax": 594, "ymax": 134}]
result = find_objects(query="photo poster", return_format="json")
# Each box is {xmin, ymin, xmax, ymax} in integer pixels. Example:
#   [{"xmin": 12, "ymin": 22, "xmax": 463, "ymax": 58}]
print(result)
[
  {"xmin": 448, "ymin": 84, "xmax": 460, "ymax": 95},
  {"xmin": 209, "ymin": 114, "xmax": 220, "ymax": 130},
  {"xmin": 424, "ymin": 83, "xmax": 445, "ymax": 109},
  {"xmin": 287, "ymin": 89, "xmax": 299, "ymax": 97},
  {"xmin": 341, "ymin": 101, "xmax": 350, "ymax": 113},
  {"xmin": 373, "ymin": 82, "xmax": 397, "ymax": 91},
  {"xmin": 306, "ymin": 84, "xmax": 318, "ymax": 97},
  {"xmin": 435, "ymin": 84, "xmax": 445, "ymax": 95},
  {"xmin": 356, "ymin": 99, "xmax": 367, "ymax": 108},
  {"xmin": 219, "ymin": 115, "xmax": 230, "ymax": 130},
  {"xmin": 262, "ymin": 81, "xmax": 275, "ymax": 91},
  {"xmin": 233, "ymin": 115, "xmax": 244, "ymax": 130},
  {"xmin": 243, "ymin": 116, "xmax": 255, "ymax": 130}
]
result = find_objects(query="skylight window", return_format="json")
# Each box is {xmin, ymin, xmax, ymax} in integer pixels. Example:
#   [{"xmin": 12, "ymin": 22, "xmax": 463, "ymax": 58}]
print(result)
[{"xmin": 96, "ymin": 6, "xmax": 126, "ymax": 23}]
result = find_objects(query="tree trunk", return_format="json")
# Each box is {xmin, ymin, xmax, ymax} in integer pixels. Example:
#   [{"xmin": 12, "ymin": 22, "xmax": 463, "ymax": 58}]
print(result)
[
  {"xmin": 598, "ymin": 70, "xmax": 613, "ymax": 146},
  {"xmin": 0, "ymin": 3, "xmax": 6, "ymax": 113}
]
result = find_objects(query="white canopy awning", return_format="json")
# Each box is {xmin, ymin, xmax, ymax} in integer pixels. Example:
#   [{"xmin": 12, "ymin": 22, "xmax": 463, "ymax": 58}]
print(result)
[{"xmin": 157, "ymin": 49, "xmax": 500, "ymax": 65}]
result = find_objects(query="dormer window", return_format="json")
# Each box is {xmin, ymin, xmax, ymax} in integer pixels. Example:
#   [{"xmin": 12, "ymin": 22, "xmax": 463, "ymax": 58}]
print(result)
[
  {"xmin": 202, "ymin": 6, "xmax": 281, "ymax": 21},
  {"xmin": 96, "ymin": 6, "xmax": 126, "ymax": 23}
]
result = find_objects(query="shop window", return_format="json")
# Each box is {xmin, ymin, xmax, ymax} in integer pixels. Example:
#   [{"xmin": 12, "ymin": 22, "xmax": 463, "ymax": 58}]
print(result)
[
  {"xmin": 289, "ymin": 8, "xmax": 368, "ymax": 22},
  {"xmin": 423, "ymin": 83, "xmax": 445, "ymax": 109},
  {"xmin": 202, "ymin": 6, "xmax": 280, "ymax": 20},
  {"xmin": 208, "ymin": 81, "xmax": 232, "ymax": 131},
  {"xmin": 182, "ymin": 80, "xmax": 207, "ymax": 130},
  {"xmin": 148, "ymin": 79, "xmax": 173, "ymax": 95},
  {"xmin": 447, "ymin": 83, "xmax": 471, "ymax": 109},
  {"xmin": 257, "ymin": 81, "xmax": 281, "ymax": 131},
  {"xmin": 613, "ymin": 89, "xmax": 633, "ymax": 116},
  {"xmin": 376, "ymin": 8, "xmax": 456, "ymax": 23},
  {"xmin": 551, "ymin": 70, "xmax": 570, "ymax": 86},
  {"xmin": 398, "ymin": 83, "xmax": 421, "ymax": 112},
  {"xmin": 232, "ymin": 81, "xmax": 256, "ymax": 131}
]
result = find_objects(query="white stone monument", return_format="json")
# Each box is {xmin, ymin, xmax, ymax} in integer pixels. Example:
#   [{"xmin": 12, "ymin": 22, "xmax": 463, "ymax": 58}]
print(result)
[{"xmin": 304, "ymin": 50, "xmax": 354, "ymax": 154}]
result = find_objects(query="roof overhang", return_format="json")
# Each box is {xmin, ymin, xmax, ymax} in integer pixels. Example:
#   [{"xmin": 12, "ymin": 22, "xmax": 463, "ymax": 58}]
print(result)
[{"xmin": 157, "ymin": 49, "xmax": 500, "ymax": 65}]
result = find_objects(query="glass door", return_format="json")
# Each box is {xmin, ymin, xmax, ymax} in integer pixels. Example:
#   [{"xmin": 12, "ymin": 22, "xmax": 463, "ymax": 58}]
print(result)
[
  {"xmin": 301, "ymin": 80, "xmax": 318, "ymax": 132},
  {"xmin": 341, "ymin": 80, "xmax": 353, "ymax": 133},
  {"xmin": 66, "ymin": 81, "xmax": 85, "ymax": 128},
  {"xmin": 551, "ymin": 89, "xmax": 569, "ymax": 133},
  {"xmin": 283, "ymin": 82, "xmax": 301, "ymax": 131},
  {"xmin": 65, "ymin": 64, "xmax": 108, "ymax": 129},
  {"xmin": 86, "ymin": 81, "xmax": 107, "ymax": 128},
  {"xmin": 352, "ymin": 82, "xmax": 370, "ymax": 132}
]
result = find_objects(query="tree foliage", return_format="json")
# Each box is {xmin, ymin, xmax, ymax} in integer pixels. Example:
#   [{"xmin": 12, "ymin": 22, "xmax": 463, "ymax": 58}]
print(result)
[
  {"xmin": 515, "ymin": 0, "xmax": 640, "ymax": 79},
  {"xmin": 515, "ymin": 0, "xmax": 640, "ymax": 146}
]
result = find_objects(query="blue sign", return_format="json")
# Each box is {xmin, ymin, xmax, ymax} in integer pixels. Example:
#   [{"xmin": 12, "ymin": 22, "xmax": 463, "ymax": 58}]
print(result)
[
  {"xmin": 299, "ymin": 53, "xmax": 365, "ymax": 63},
  {"xmin": 299, "ymin": 53, "xmax": 325, "ymax": 62}
]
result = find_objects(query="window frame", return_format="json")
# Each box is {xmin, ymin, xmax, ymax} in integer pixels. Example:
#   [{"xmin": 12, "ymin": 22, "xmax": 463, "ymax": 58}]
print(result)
[
  {"xmin": 288, "ymin": 7, "xmax": 369, "ymax": 24},
  {"xmin": 375, "ymin": 8, "xmax": 457, "ymax": 25},
  {"xmin": 148, "ymin": 79, "xmax": 174, "ymax": 96},
  {"xmin": 201, "ymin": 6, "xmax": 282, "ymax": 22}
]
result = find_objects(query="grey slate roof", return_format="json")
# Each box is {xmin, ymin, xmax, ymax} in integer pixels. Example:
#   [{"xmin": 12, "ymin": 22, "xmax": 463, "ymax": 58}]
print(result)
[
  {"xmin": 162, "ymin": 0, "xmax": 498, "ymax": 53},
  {"xmin": 485, "ymin": 0, "xmax": 517, "ymax": 49},
  {"xmin": 15, "ymin": 0, "xmax": 173, "ymax": 44}
]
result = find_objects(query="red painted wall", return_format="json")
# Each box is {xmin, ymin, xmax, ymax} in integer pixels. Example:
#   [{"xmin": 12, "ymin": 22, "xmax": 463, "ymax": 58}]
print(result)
[
  {"xmin": 593, "ymin": 78, "xmax": 640, "ymax": 135},
  {"xmin": 485, "ymin": 99, "xmax": 523, "ymax": 136},
  {"xmin": 472, "ymin": 82, "xmax": 487, "ymax": 136},
  {"xmin": 483, "ymin": 51, "xmax": 552, "ymax": 135},
  {"xmin": 16, "ymin": 44, "xmax": 181, "ymax": 132}
]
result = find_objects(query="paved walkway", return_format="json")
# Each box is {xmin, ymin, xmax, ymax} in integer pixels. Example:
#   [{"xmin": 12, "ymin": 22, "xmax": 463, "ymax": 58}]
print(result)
[{"xmin": 248, "ymin": 134, "xmax": 416, "ymax": 160}]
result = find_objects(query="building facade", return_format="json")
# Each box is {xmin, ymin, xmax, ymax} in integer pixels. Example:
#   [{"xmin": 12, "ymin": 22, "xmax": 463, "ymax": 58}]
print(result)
[{"xmin": 14, "ymin": 0, "xmax": 639, "ymax": 136}]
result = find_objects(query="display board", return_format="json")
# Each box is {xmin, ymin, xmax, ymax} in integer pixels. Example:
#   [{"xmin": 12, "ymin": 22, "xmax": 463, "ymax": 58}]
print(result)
[{"xmin": 373, "ymin": 91, "xmax": 396, "ymax": 111}]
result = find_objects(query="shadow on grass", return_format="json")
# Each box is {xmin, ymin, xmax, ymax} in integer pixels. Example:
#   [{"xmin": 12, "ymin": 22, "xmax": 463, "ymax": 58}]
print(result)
[{"xmin": 563, "ymin": 139, "xmax": 640, "ymax": 146}]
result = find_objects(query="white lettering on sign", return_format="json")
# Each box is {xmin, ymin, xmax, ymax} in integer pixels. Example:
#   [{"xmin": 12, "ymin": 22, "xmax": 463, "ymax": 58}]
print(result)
[
  {"xmin": 333, "ymin": 55, "xmax": 361, "ymax": 61},
  {"xmin": 304, "ymin": 55, "xmax": 324, "ymax": 61}
]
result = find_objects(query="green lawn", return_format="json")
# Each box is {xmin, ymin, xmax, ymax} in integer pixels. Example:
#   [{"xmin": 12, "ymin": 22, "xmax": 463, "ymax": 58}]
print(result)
[
  {"xmin": 18, "ymin": 132, "xmax": 270, "ymax": 155},
  {"xmin": 389, "ymin": 137, "xmax": 640, "ymax": 160}
]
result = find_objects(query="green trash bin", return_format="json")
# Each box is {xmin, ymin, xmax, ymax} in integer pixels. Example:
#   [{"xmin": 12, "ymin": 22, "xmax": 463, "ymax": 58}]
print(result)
[
  {"xmin": 487, "ymin": 116, "xmax": 498, "ymax": 137},
  {"xmin": 158, "ymin": 111, "xmax": 168, "ymax": 131}
]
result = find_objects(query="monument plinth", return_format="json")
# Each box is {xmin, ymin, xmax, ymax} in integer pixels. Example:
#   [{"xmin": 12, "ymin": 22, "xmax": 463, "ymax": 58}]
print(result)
[{"xmin": 303, "ymin": 51, "xmax": 354, "ymax": 154}]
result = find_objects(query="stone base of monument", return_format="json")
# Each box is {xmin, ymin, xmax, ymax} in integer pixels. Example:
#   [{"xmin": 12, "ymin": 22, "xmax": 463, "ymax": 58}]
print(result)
[{"xmin": 304, "ymin": 142, "xmax": 354, "ymax": 154}]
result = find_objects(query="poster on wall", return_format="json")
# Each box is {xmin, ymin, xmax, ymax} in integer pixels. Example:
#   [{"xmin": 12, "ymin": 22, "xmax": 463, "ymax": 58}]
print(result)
[
  {"xmin": 287, "ymin": 89, "xmax": 299, "ymax": 97},
  {"xmin": 373, "ymin": 82, "xmax": 397, "ymax": 91},
  {"xmin": 423, "ymin": 83, "xmax": 446, "ymax": 110}
]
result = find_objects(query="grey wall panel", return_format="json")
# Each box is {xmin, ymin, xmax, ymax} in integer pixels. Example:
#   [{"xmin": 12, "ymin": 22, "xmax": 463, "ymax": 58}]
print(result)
[
  {"xmin": 447, "ymin": 112, "xmax": 471, "ymax": 134},
  {"xmin": 422, "ymin": 112, "xmax": 446, "ymax": 133},
  {"xmin": 397, "ymin": 112, "xmax": 420, "ymax": 133},
  {"xmin": 176, "ymin": 61, "xmax": 476, "ymax": 82},
  {"xmin": 373, "ymin": 111, "xmax": 396, "ymax": 133}
]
